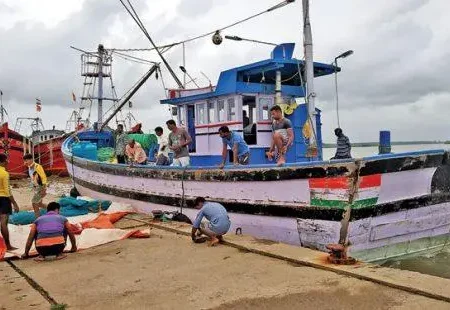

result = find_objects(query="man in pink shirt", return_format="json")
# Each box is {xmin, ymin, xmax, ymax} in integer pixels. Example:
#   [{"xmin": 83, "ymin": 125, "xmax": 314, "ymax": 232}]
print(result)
[{"xmin": 125, "ymin": 139, "xmax": 147, "ymax": 165}]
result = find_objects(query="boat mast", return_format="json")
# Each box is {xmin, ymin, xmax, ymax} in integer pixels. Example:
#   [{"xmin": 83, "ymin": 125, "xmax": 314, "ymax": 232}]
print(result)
[
  {"xmin": 97, "ymin": 44, "xmax": 105, "ymax": 129},
  {"xmin": 302, "ymin": 0, "xmax": 317, "ymax": 149}
]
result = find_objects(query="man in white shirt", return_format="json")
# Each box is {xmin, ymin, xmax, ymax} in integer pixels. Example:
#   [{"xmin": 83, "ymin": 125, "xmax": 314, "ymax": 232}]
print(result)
[{"xmin": 155, "ymin": 126, "xmax": 170, "ymax": 166}]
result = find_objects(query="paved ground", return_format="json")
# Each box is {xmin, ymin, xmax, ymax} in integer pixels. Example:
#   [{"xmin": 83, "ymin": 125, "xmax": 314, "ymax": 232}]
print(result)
[{"xmin": 2, "ymin": 222, "xmax": 450, "ymax": 310}]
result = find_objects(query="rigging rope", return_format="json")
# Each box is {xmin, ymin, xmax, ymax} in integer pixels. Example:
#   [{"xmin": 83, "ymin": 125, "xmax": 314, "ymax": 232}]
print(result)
[{"xmin": 112, "ymin": 0, "xmax": 294, "ymax": 53}]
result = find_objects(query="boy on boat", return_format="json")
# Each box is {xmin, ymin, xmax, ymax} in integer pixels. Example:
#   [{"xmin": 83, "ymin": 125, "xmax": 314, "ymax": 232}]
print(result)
[
  {"xmin": 166, "ymin": 119, "xmax": 192, "ymax": 167},
  {"xmin": 332, "ymin": 128, "xmax": 352, "ymax": 159},
  {"xmin": 154, "ymin": 126, "xmax": 170, "ymax": 166},
  {"xmin": 22, "ymin": 202, "xmax": 77, "ymax": 261},
  {"xmin": 115, "ymin": 124, "xmax": 127, "ymax": 164},
  {"xmin": 191, "ymin": 197, "xmax": 231, "ymax": 246},
  {"xmin": 23, "ymin": 154, "xmax": 47, "ymax": 219},
  {"xmin": 0, "ymin": 154, "xmax": 19, "ymax": 251},
  {"xmin": 266, "ymin": 105, "xmax": 294, "ymax": 166},
  {"xmin": 126, "ymin": 139, "xmax": 147, "ymax": 165},
  {"xmin": 218, "ymin": 126, "xmax": 250, "ymax": 168}
]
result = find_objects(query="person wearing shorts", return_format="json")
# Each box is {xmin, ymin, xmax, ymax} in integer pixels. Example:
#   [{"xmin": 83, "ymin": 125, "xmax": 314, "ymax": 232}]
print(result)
[
  {"xmin": 166, "ymin": 119, "xmax": 192, "ymax": 167},
  {"xmin": 266, "ymin": 105, "xmax": 294, "ymax": 166},
  {"xmin": 191, "ymin": 197, "xmax": 231, "ymax": 246},
  {"xmin": 22, "ymin": 202, "xmax": 77, "ymax": 261},
  {"xmin": 218, "ymin": 126, "xmax": 250, "ymax": 168},
  {"xmin": 0, "ymin": 154, "xmax": 19, "ymax": 251},
  {"xmin": 23, "ymin": 153, "xmax": 47, "ymax": 219}
]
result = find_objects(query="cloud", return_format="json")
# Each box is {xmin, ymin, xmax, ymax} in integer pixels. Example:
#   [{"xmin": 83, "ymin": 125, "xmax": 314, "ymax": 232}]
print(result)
[{"xmin": 0, "ymin": 0, "xmax": 449, "ymax": 144}]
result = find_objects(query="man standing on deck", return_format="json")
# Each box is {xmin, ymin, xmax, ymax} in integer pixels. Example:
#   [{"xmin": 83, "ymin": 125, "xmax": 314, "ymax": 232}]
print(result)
[
  {"xmin": 126, "ymin": 139, "xmax": 147, "ymax": 165},
  {"xmin": 332, "ymin": 128, "xmax": 352, "ymax": 159},
  {"xmin": 166, "ymin": 119, "xmax": 192, "ymax": 167},
  {"xmin": 23, "ymin": 154, "xmax": 47, "ymax": 219},
  {"xmin": 191, "ymin": 197, "xmax": 231, "ymax": 246},
  {"xmin": 0, "ymin": 154, "xmax": 19, "ymax": 251},
  {"xmin": 218, "ymin": 126, "xmax": 250, "ymax": 168},
  {"xmin": 22, "ymin": 202, "xmax": 77, "ymax": 261},
  {"xmin": 266, "ymin": 105, "xmax": 294, "ymax": 166},
  {"xmin": 154, "ymin": 127, "xmax": 170, "ymax": 166},
  {"xmin": 115, "ymin": 124, "xmax": 127, "ymax": 164}
]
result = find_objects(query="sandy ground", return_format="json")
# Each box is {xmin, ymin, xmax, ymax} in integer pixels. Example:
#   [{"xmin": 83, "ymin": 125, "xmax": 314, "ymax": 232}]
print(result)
[
  {"xmin": 10, "ymin": 177, "xmax": 72, "ymax": 211},
  {"xmin": 1, "ymin": 222, "xmax": 449, "ymax": 310},
  {"xmin": 1, "ymin": 180, "xmax": 450, "ymax": 309}
]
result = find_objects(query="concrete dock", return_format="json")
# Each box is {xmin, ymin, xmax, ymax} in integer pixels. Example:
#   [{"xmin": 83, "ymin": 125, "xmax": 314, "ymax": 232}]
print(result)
[{"xmin": 1, "ymin": 215, "xmax": 450, "ymax": 310}]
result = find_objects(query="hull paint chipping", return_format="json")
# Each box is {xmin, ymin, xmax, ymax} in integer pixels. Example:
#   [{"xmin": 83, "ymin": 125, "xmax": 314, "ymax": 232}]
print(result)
[{"xmin": 63, "ymin": 145, "xmax": 450, "ymax": 261}]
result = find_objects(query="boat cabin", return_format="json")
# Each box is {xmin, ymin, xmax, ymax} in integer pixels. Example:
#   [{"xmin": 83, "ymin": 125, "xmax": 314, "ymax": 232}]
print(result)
[
  {"xmin": 161, "ymin": 43, "xmax": 337, "ymax": 166},
  {"xmin": 31, "ymin": 128, "xmax": 65, "ymax": 144}
]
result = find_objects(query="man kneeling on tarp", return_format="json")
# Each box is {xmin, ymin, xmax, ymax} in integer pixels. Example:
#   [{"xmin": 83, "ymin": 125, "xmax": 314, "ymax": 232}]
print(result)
[
  {"xmin": 191, "ymin": 197, "xmax": 231, "ymax": 246},
  {"xmin": 22, "ymin": 202, "xmax": 77, "ymax": 261}
]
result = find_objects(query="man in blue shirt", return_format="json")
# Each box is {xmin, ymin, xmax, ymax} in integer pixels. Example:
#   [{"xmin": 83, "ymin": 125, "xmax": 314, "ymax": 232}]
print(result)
[
  {"xmin": 191, "ymin": 197, "xmax": 231, "ymax": 246},
  {"xmin": 218, "ymin": 126, "xmax": 250, "ymax": 169}
]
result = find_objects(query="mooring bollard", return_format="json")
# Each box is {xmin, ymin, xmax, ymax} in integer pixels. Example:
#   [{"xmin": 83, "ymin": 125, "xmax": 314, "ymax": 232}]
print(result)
[{"xmin": 379, "ymin": 130, "xmax": 391, "ymax": 154}]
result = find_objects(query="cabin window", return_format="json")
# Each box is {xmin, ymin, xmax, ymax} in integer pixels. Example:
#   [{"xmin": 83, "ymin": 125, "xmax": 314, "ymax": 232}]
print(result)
[
  {"xmin": 218, "ymin": 99, "xmax": 225, "ymax": 122},
  {"xmin": 196, "ymin": 103, "xmax": 207, "ymax": 125},
  {"xmin": 259, "ymin": 97, "xmax": 273, "ymax": 121},
  {"xmin": 208, "ymin": 101, "xmax": 216, "ymax": 123},
  {"xmin": 49, "ymin": 135, "xmax": 53, "ymax": 139},
  {"xmin": 242, "ymin": 96, "xmax": 257, "ymax": 145},
  {"xmin": 227, "ymin": 98, "xmax": 236, "ymax": 121},
  {"xmin": 178, "ymin": 106, "xmax": 186, "ymax": 126}
]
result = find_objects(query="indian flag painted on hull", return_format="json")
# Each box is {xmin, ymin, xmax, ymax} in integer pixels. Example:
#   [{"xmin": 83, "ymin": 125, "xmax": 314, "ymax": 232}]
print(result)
[{"xmin": 309, "ymin": 175, "xmax": 381, "ymax": 209}]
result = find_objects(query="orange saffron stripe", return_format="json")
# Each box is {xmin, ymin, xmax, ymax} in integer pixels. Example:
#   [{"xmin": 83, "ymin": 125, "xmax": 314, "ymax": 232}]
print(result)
[{"xmin": 309, "ymin": 174, "xmax": 381, "ymax": 190}]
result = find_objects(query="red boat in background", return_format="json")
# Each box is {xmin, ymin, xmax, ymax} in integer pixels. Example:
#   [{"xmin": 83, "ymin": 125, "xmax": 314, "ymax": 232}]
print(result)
[
  {"xmin": 0, "ymin": 123, "xmax": 28, "ymax": 179},
  {"xmin": 32, "ymin": 129, "xmax": 68, "ymax": 177}
]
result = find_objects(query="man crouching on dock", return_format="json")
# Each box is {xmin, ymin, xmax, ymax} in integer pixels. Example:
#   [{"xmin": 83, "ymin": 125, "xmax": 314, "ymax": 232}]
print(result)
[{"xmin": 191, "ymin": 197, "xmax": 231, "ymax": 246}]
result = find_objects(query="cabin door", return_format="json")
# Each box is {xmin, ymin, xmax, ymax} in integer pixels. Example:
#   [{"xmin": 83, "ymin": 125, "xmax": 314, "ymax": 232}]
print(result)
[{"xmin": 187, "ymin": 105, "xmax": 196, "ymax": 152}]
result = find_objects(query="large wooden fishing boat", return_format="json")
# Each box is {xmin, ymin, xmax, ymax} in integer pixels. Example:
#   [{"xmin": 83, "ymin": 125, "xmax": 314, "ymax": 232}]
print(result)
[
  {"xmin": 0, "ymin": 123, "xmax": 28, "ymax": 179},
  {"xmin": 62, "ymin": 0, "xmax": 450, "ymax": 262}
]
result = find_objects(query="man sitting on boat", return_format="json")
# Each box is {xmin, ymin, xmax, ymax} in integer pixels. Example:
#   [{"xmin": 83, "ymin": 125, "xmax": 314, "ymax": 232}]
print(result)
[
  {"xmin": 154, "ymin": 126, "xmax": 170, "ymax": 166},
  {"xmin": 331, "ymin": 128, "xmax": 352, "ymax": 159},
  {"xmin": 115, "ymin": 124, "xmax": 127, "ymax": 164},
  {"xmin": 218, "ymin": 126, "xmax": 250, "ymax": 168},
  {"xmin": 125, "ymin": 139, "xmax": 147, "ymax": 165},
  {"xmin": 0, "ymin": 154, "xmax": 20, "ymax": 251},
  {"xmin": 23, "ymin": 154, "xmax": 47, "ymax": 219},
  {"xmin": 22, "ymin": 202, "xmax": 77, "ymax": 261},
  {"xmin": 191, "ymin": 197, "xmax": 231, "ymax": 247},
  {"xmin": 166, "ymin": 119, "xmax": 192, "ymax": 167},
  {"xmin": 266, "ymin": 105, "xmax": 294, "ymax": 166}
]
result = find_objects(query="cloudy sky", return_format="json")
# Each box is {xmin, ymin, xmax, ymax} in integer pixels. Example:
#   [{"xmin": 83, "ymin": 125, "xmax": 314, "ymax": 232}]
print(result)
[{"xmin": 0, "ymin": 0, "xmax": 448, "ymax": 142}]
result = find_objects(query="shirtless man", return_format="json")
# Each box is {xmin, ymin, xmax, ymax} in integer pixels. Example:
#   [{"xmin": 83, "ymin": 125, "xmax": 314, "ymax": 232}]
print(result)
[{"xmin": 266, "ymin": 105, "xmax": 294, "ymax": 166}]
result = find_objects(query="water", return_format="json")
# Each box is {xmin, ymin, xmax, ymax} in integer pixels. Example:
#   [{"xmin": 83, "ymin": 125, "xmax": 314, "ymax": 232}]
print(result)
[{"xmin": 328, "ymin": 144, "xmax": 450, "ymax": 278}]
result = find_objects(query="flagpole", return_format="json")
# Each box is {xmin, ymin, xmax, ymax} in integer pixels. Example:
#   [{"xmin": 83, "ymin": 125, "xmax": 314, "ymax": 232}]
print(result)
[{"xmin": 0, "ymin": 90, "xmax": 4, "ymax": 124}]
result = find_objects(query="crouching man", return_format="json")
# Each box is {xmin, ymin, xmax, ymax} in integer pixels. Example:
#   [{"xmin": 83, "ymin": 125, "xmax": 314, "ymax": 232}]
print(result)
[
  {"xmin": 22, "ymin": 202, "xmax": 77, "ymax": 261},
  {"xmin": 191, "ymin": 197, "xmax": 231, "ymax": 246}
]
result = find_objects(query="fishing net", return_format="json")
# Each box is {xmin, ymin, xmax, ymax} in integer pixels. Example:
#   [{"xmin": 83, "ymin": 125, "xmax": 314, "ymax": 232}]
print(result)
[
  {"xmin": 97, "ymin": 147, "xmax": 115, "ymax": 162},
  {"xmin": 8, "ymin": 197, "xmax": 112, "ymax": 225},
  {"xmin": 127, "ymin": 134, "xmax": 158, "ymax": 151}
]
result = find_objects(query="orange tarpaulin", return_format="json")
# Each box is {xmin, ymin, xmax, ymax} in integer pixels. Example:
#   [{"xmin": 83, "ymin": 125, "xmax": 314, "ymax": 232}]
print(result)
[{"xmin": 0, "ymin": 209, "xmax": 150, "ymax": 261}]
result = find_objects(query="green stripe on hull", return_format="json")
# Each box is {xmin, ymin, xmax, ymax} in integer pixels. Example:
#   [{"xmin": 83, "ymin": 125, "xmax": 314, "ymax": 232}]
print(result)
[{"xmin": 310, "ymin": 197, "xmax": 378, "ymax": 209}]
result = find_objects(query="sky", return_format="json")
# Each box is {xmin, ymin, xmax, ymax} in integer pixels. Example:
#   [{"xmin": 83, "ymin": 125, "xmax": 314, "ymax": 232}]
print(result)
[{"xmin": 0, "ymin": 0, "xmax": 449, "ymax": 142}]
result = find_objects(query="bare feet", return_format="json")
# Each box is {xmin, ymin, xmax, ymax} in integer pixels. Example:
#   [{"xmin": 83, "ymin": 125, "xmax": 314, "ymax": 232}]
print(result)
[
  {"xmin": 55, "ymin": 254, "xmax": 67, "ymax": 260},
  {"xmin": 34, "ymin": 256, "xmax": 45, "ymax": 262},
  {"xmin": 209, "ymin": 237, "xmax": 220, "ymax": 247},
  {"xmin": 6, "ymin": 245, "xmax": 18, "ymax": 251},
  {"xmin": 266, "ymin": 151, "xmax": 274, "ymax": 161},
  {"xmin": 276, "ymin": 156, "xmax": 286, "ymax": 166}
]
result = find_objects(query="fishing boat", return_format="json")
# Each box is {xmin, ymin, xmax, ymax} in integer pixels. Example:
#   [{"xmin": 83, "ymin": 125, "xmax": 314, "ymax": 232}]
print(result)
[
  {"xmin": 0, "ymin": 123, "xmax": 28, "ymax": 179},
  {"xmin": 15, "ymin": 117, "xmax": 69, "ymax": 176},
  {"xmin": 32, "ymin": 128, "xmax": 68, "ymax": 176},
  {"xmin": 62, "ymin": 0, "xmax": 450, "ymax": 262},
  {"xmin": 0, "ymin": 92, "xmax": 28, "ymax": 178}
]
